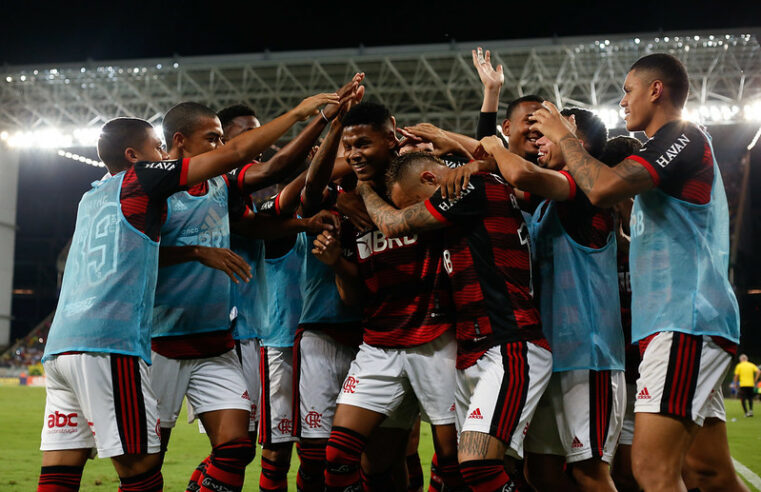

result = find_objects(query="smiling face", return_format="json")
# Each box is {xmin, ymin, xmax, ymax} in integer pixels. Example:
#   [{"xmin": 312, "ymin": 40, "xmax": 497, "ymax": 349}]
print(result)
[
  {"xmin": 620, "ymin": 70, "xmax": 655, "ymax": 133},
  {"xmin": 342, "ymin": 124, "xmax": 397, "ymax": 183},
  {"xmin": 502, "ymin": 101, "xmax": 544, "ymax": 160},
  {"xmin": 536, "ymin": 134, "xmax": 565, "ymax": 170}
]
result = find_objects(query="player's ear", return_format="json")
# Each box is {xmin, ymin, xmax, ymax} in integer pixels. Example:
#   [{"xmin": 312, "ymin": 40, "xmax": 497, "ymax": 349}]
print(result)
[
  {"xmin": 123, "ymin": 147, "xmax": 140, "ymax": 164},
  {"xmin": 650, "ymin": 80, "xmax": 664, "ymax": 103},
  {"xmin": 388, "ymin": 116, "xmax": 400, "ymax": 149},
  {"xmin": 420, "ymin": 170, "xmax": 437, "ymax": 186},
  {"xmin": 172, "ymin": 132, "xmax": 185, "ymax": 153},
  {"xmin": 501, "ymin": 118, "xmax": 511, "ymax": 137}
]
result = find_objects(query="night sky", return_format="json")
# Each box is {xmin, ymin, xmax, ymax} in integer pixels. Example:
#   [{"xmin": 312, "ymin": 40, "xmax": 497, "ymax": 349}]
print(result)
[{"xmin": 2, "ymin": 1, "xmax": 760, "ymax": 65}]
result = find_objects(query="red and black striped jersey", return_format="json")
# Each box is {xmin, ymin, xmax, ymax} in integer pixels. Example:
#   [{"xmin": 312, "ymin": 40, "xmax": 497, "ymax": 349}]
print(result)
[
  {"xmin": 425, "ymin": 173, "xmax": 544, "ymax": 369},
  {"xmin": 351, "ymin": 223, "xmax": 453, "ymax": 348},
  {"xmin": 626, "ymin": 120, "xmax": 714, "ymax": 205},
  {"xmin": 119, "ymin": 158, "xmax": 190, "ymax": 241}
]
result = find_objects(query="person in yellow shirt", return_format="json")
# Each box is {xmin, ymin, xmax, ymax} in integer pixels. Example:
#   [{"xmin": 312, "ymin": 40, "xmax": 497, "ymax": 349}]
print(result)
[{"xmin": 734, "ymin": 354, "xmax": 761, "ymax": 417}]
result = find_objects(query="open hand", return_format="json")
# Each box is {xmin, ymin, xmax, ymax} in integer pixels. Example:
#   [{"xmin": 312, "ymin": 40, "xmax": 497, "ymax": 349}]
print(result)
[
  {"xmin": 196, "ymin": 247, "xmax": 252, "ymax": 284},
  {"xmin": 529, "ymin": 101, "xmax": 576, "ymax": 143},
  {"xmin": 293, "ymin": 92, "xmax": 341, "ymax": 121},
  {"xmin": 472, "ymin": 47, "xmax": 504, "ymax": 91}
]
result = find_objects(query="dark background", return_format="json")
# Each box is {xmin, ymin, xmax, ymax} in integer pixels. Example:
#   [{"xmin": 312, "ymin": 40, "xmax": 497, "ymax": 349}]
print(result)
[{"xmin": 2, "ymin": 1, "xmax": 761, "ymax": 65}]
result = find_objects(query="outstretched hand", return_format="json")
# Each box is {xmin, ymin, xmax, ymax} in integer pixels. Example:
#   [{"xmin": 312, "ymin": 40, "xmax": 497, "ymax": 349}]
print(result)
[
  {"xmin": 529, "ymin": 101, "xmax": 576, "ymax": 143},
  {"xmin": 293, "ymin": 92, "xmax": 341, "ymax": 121},
  {"xmin": 196, "ymin": 247, "xmax": 252, "ymax": 284},
  {"xmin": 323, "ymin": 73, "xmax": 366, "ymax": 120},
  {"xmin": 472, "ymin": 46, "xmax": 504, "ymax": 91}
]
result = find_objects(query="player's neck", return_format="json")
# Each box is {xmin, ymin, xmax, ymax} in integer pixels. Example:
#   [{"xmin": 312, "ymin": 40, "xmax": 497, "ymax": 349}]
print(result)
[{"xmin": 644, "ymin": 107, "xmax": 682, "ymax": 138}]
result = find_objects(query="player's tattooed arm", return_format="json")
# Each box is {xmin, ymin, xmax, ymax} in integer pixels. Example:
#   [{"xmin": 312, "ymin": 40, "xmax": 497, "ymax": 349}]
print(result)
[
  {"xmin": 557, "ymin": 134, "xmax": 653, "ymax": 207},
  {"xmin": 356, "ymin": 182, "xmax": 444, "ymax": 238},
  {"xmin": 529, "ymin": 101, "xmax": 653, "ymax": 207}
]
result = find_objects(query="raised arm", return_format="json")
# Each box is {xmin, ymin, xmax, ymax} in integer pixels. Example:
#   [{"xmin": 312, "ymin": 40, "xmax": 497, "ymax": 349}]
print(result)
[
  {"xmin": 239, "ymin": 74, "xmax": 364, "ymax": 192},
  {"xmin": 186, "ymin": 92, "xmax": 339, "ymax": 186},
  {"xmin": 355, "ymin": 181, "xmax": 444, "ymax": 238},
  {"xmin": 479, "ymin": 135, "xmax": 573, "ymax": 202},
  {"xmin": 399, "ymin": 123, "xmax": 474, "ymax": 160},
  {"xmin": 473, "ymin": 46, "xmax": 504, "ymax": 139},
  {"xmin": 530, "ymin": 102, "xmax": 653, "ymax": 207}
]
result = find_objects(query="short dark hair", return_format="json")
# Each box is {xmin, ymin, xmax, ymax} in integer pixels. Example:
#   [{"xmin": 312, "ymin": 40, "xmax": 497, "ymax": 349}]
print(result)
[
  {"xmin": 506, "ymin": 95, "xmax": 544, "ymax": 120},
  {"xmin": 162, "ymin": 102, "xmax": 218, "ymax": 150},
  {"xmin": 217, "ymin": 104, "xmax": 257, "ymax": 128},
  {"xmin": 385, "ymin": 151, "xmax": 445, "ymax": 194},
  {"xmin": 97, "ymin": 118, "xmax": 153, "ymax": 173},
  {"xmin": 599, "ymin": 136, "xmax": 643, "ymax": 167},
  {"xmin": 630, "ymin": 53, "xmax": 690, "ymax": 109},
  {"xmin": 341, "ymin": 102, "xmax": 392, "ymax": 130},
  {"xmin": 560, "ymin": 108, "xmax": 608, "ymax": 159}
]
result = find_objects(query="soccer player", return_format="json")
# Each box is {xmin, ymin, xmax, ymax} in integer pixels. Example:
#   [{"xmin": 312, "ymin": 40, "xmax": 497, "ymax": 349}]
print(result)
[
  {"xmin": 472, "ymin": 46, "xmax": 543, "ymax": 162},
  {"xmin": 530, "ymin": 53, "xmax": 746, "ymax": 492},
  {"xmin": 352, "ymin": 151, "xmax": 552, "ymax": 491},
  {"xmin": 472, "ymin": 107, "xmax": 623, "ymax": 492},
  {"xmin": 733, "ymin": 354, "xmax": 760, "ymax": 417},
  {"xmin": 600, "ymin": 136, "xmax": 643, "ymax": 492},
  {"xmin": 313, "ymin": 102, "xmax": 464, "ymax": 491},
  {"xmin": 148, "ymin": 94, "xmax": 339, "ymax": 492},
  {"xmin": 36, "ymin": 105, "xmax": 326, "ymax": 491}
]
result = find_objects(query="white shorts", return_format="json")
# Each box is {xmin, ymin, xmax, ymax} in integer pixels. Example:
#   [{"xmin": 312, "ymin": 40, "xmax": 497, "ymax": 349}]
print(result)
[
  {"xmin": 41, "ymin": 353, "xmax": 161, "ymax": 458},
  {"xmin": 619, "ymin": 383, "xmax": 636, "ymax": 446},
  {"xmin": 259, "ymin": 346, "xmax": 298, "ymax": 445},
  {"xmin": 294, "ymin": 330, "xmax": 357, "ymax": 439},
  {"xmin": 635, "ymin": 331, "xmax": 731, "ymax": 426},
  {"xmin": 191, "ymin": 339, "xmax": 262, "ymax": 434},
  {"xmin": 456, "ymin": 341, "xmax": 553, "ymax": 459},
  {"xmin": 524, "ymin": 369, "xmax": 625, "ymax": 464},
  {"xmin": 150, "ymin": 349, "xmax": 251, "ymax": 429},
  {"xmin": 336, "ymin": 331, "xmax": 457, "ymax": 426}
]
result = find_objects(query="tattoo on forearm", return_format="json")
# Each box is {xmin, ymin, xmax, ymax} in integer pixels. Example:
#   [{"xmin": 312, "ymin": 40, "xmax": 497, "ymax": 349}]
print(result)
[
  {"xmin": 358, "ymin": 186, "xmax": 438, "ymax": 237},
  {"xmin": 611, "ymin": 159, "xmax": 652, "ymax": 185},
  {"xmin": 458, "ymin": 431, "xmax": 495, "ymax": 459},
  {"xmin": 559, "ymin": 133, "xmax": 601, "ymax": 195}
]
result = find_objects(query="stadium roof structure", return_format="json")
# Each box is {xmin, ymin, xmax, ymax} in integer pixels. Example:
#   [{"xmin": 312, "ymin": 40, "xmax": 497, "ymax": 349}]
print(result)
[{"xmin": 1, "ymin": 27, "xmax": 761, "ymax": 149}]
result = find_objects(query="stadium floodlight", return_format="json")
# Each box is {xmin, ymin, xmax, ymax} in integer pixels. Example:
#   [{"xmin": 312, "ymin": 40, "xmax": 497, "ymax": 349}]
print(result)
[{"xmin": 56, "ymin": 149, "xmax": 104, "ymax": 167}]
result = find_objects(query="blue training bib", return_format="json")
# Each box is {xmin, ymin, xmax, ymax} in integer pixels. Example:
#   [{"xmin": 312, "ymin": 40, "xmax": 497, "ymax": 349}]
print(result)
[
  {"xmin": 531, "ymin": 200, "xmax": 625, "ymax": 372},
  {"xmin": 630, "ymin": 133, "xmax": 739, "ymax": 343},
  {"xmin": 44, "ymin": 173, "xmax": 159, "ymax": 363},
  {"xmin": 258, "ymin": 237, "xmax": 305, "ymax": 347},
  {"xmin": 152, "ymin": 176, "xmax": 232, "ymax": 337}
]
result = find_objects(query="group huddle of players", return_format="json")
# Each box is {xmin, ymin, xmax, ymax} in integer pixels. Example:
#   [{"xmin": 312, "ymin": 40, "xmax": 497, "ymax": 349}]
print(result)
[{"xmin": 35, "ymin": 47, "xmax": 745, "ymax": 492}]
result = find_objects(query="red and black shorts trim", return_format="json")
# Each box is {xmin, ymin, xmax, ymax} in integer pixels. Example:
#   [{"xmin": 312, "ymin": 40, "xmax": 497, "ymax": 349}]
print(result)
[
  {"xmin": 588, "ymin": 370, "xmax": 613, "ymax": 458},
  {"xmin": 258, "ymin": 346, "xmax": 272, "ymax": 445},
  {"xmin": 291, "ymin": 328, "xmax": 306, "ymax": 438},
  {"xmin": 109, "ymin": 355, "xmax": 148, "ymax": 455},
  {"xmin": 489, "ymin": 341, "xmax": 530, "ymax": 443},
  {"xmin": 660, "ymin": 332, "xmax": 703, "ymax": 419}
]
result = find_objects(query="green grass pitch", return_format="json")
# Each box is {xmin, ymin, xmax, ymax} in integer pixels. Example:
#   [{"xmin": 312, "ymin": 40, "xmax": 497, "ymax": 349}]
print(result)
[{"xmin": 1, "ymin": 386, "xmax": 758, "ymax": 491}]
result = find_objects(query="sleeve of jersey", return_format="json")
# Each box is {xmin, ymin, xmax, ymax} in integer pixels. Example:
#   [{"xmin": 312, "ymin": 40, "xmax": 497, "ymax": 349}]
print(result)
[
  {"xmin": 223, "ymin": 166, "xmax": 252, "ymax": 221},
  {"xmin": 624, "ymin": 124, "xmax": 704, "ymax": 189},
  {"xmin": 424, "ymin": 175, "xmax": 487, "ymax": 223},
  {"xmin": 133, "ymin": 158, "xmax": 190, "ymax": 200}
]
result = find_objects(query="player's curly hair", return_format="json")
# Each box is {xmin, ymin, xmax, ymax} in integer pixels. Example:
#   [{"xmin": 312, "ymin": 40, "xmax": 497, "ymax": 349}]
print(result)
[
  {"xmin": 560, "ymin": 107, "xmax": 608, "ymax": 159},
  {"xmin": 599, "ymin": 135, "xmax": 643, "ymax": 167},
  {"xmin": 217, "ymin": 104, "xmax": 257, "ymax": 128},
  {"xmin": 341, "ymin": 102, "xmax": 392, "ymax": 130}
]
